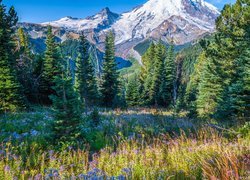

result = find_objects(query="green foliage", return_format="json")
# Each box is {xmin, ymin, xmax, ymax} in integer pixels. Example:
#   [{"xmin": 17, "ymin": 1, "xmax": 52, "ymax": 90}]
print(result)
[
  {"xmin": 151, "ymin": 42, "xmax": 166, "ymax": 106},
  {"xmin": 0, "ymin": 2, "xmax": 25, "ymax": 113},
  {"xmin": 40, "ymin": 26, "xmax": 62, "ymax": 105},
  {"xmin": 16, "ymin": 27, "xmax": 38, "ymax": 103},
  {"xmin": 161, "ymin": 44, "xmax": 175, "ymax": 107},
  {"xmin": 75, "ymin": 35, "xmax": 99, "ymax": 108},
  {"xmin": 221, "ymin": 48, "xmax": 250, "ymax": 120},
  {"xmin": 90, "ymin": 108, "xmax": 101, "ymax": 126},
  {"xmin": 174, "ymin": 42, "xmax": 202, "ymax": 112},
  {"xmin": 238, "ymin": 122, "xmax": 250, "ymax": 138},
  {"xmin": 199, "ymin": 1, "xmax": 249, "ymax": 120},
  {"xmin": 126, "ymin": 74, "xmax": 141, "ymax": 106},
  {"xmin": 50, "ymin": 70, "xmax": 82, "ymax": 146},
  {"xmin": 184, "ymin": 0, "xmax": 250, "ymax": 120},
  {"xmin": 184, "ymin": 52, "xmax": 206, "ymax": 117},
  {"xmin": 100, "ymin": 32, "xmax": 120, "ymax": 107},
  {"xmin": 139, "ymin": 42, "xmax": 175, "ymax": 107},
  {"xmin": 140, "ymin": 43, "xmax": 155, "ymax": 105}
]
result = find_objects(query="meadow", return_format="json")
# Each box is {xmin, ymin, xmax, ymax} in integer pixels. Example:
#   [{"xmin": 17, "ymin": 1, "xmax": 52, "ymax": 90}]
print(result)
[{"xmin": 0, "ymin": 108, "xmax": 249, "ymax": 179}]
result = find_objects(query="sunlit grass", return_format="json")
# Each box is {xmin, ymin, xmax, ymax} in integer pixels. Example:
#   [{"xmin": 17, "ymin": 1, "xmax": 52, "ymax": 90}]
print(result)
[
  {"xmin": 0, "ymin": 109, "xmax": 249, "ymax": 179},
  {"xmin": 0, "ymin": 128, "xmax": 249, "ymax": 179}
]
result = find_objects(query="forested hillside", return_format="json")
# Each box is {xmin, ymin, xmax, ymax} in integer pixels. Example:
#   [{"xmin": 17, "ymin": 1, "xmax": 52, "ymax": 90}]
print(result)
[{"xmin": 0, "ymin": 0, "xmax": 249, "ymax": 179}]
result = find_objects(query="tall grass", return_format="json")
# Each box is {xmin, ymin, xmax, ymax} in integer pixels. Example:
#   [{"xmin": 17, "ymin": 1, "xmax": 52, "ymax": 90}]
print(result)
[{"xmin": 0, "ymin": 128, "xmax": 249, "ymax": 179}]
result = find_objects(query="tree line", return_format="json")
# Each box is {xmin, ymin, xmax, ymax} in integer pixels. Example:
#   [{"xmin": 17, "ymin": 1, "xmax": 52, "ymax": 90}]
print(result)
[
  {"xmin": 0, "ymin": 3, "xmax": 123, "ymax": 113},
  {"xmin": 126, "ymin": 42, "xmax": 176, "ymax": 108},
  {"xmin": 184, "ymin": 0, "xmax": 249, "ymax": 121},
  {"xmin": 126, "ymin": 0, "xmax": 249, "ymax": 122},
  {"xmin": 0, "ymin": 0, "xmax": 249, "ymax": 126},
  {"xmin": 0, "ymin": 0, "xmax": 123, "ymax": 145}
]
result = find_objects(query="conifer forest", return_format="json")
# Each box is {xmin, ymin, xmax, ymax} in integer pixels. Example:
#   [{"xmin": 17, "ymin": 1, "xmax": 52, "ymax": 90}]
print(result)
[{"xmin": 0, "ymin": 0, "xmax": 249, "ymax": 179}]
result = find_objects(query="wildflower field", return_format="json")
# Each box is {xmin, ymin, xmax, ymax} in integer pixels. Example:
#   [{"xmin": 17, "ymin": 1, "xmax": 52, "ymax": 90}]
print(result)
[{"xmin": 0, "ymin": 108, "xmax": 249, "ymax": 179}]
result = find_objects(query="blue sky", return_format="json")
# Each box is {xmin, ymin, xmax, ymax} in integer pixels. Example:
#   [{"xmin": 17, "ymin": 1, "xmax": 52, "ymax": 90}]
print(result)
[{"xmin": 4, "ymin": 0, "xmax": 236, "ymax": 23}]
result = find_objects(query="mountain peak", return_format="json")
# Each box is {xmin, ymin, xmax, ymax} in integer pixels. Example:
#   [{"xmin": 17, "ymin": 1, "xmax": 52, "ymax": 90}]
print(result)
[
  {"xmin": 100, "ymin": 7, "xmax": 111, "ymax": 14},
  {"xmin": 95, "ymin": 7, "xmax": 119, "ymax": 19},
  {"xmin": 41, "ymin": 0, "xmax": 219, "ymax": 48},
  {"xmin": 110, "ymin": 0, "xmax": 220, "ymax": 44}
]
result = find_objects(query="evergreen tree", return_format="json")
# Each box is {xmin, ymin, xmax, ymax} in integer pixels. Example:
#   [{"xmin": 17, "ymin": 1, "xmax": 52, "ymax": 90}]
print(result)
[
  {"xmin": 150, "ymin": 42, "xmax": 166, "ymax": 106},
  {"xmin": 126, "ymin": 74, "xmax": 141, "ymax": 106},
  {"xmin": 220, "ymin": 48, "xmax": 250, "ymax": 120},
  {"xmin": 50, "ymin": 58, "xmax": 82, "ymax": 146},
  {"xmin": 100, "ymin": 32, "xmax": 120, "ymax": 107},
  {"xmin": 196, "ymin": 54, "xmax": 225, "ymax": 118},
  {"xmin": 141, "ymin": 43, "xmax": 156, "ymax": 105},
  {"xmin": 196, "ymin": 0, "xmax": 249, "ymax": 119},
  {"xmin": 40, "ymin": 26, "xmax": 61, "ymax": 104},
  {"xmin": 161, "ymin": 44, "xmax": 175, "ymax": 107},
  {"xmin": 0, "ymin": 1, "xmax": 24, "ymax": 112},
  {"xmin": 16, "ymin": 27, "xmax": 36, "ymax": 103},
  {"xmin": 75, "ymin": 35, "xmax": 99, "ymax": 108},
  {"xmin": 184, "ymin": 51, "xmax": 206, "ymax": 117}
]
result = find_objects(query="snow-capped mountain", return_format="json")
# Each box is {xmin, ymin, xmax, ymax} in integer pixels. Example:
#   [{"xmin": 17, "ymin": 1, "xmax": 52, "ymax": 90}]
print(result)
[
  {"xmin": 42, "ymin": 7, "xmax": 119, "ymax": 32},
  {"xmin": 20, "ymin": 0, "xmax": 220, "ymax": 59},
  {"xmin": 110, "ymin": 0, "xmax": 219, "ymax": 45}
]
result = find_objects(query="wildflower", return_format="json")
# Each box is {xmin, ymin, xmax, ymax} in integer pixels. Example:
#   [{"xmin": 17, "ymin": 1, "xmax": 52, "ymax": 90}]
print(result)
[
  {"xmin": 53, "ymin": 171, "xmax": 59, "ymax": 177},
  {"xmin": 12, "ymin": 154, "xmax": 19, "ymax": 160},
  {"xmin": 78, "ymin": 174, "xmax": 88, "ymax": 179},
  {"xmin": 87, "ymin": 170, "xmax": 96, "ymax": 177},
  {"xmin": 117, "ymin": 175, "xmax": 126, "ymax": 180},
  {"xmin": 122, "ymin": 168, "xmax": 131, "ymax": 175},
  {"xmin": 0, "ymin": 150, "xmax": 4, "ymax": 155},
  {"xmin": 93, "ymin": 168, "xmax": 102, "ymax": 174},
  {"xmin": 48, "ymin": 150, "xmax": 54, "ymax": 156},
  {"xmin": 12, "ymin": 132, "xmax": 21, "ymax": 139},
  {"xmin": 59, "ymin": 165, "xmax": 65, "ymax": 172},
  {"xmin": 34, "ymin": 174, "xmax": 42, "ymax": 180},
  {"xmin": 30, "ymin": 130, "xmax": 39, "ymax": 136},
  {"xmin": 4, "ymin": 165, "xmax": 10, "ymax": 172},
  {"xmin": 45, "ymin": 173, "xmax": 53, "ymax": 179}
]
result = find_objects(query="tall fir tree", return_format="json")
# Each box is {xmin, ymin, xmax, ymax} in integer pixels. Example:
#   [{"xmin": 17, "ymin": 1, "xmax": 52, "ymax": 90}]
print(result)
[
  {"xmin": 126, "ymin": 74, "xmax": 141, "ymax": 106},
  {"xmin": 141, "ymin": 43, "xmax": 156, "ymax": 105},
  {"xmin": 40, "ymin": 26, "xmax": 61, "ymax": 104},
  {"xmin": 50, "ymin": 57, "xmax": 82, "ymax": 146},
  {"xmin": 75, "ymin": 35, "xmax": 99, "ymax": 108},
  {"xmin": 16, "ymin": 27, "xmax": 36, "ymax": 103},
  {"xmin": 100, "ymin": 32, "xmax": 120, "ymax": 107},
  {"xmin": 219, "ymin": 48, "xmax": 250, "ymax": 120},
  {"xmin": 150, "ymin": 42, "xmax": 166, "ymax": 106},
  {"xmin": 161, "ymin": 44, "xmax": 176, "ymax": 107},
  {"xmin": 196, "ymin": 0, "xmax": 249, "ymax": 119},
  {"xmin": 184, "ymin": 51, "xmax": 206, "ymax": 117},
  {"xmin": 0, "ymin": 1, "xmax": 24, "ymax": 112}
]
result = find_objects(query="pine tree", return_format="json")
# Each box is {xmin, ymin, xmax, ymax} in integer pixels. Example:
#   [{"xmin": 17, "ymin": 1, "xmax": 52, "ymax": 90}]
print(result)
[
  {"xmin": 126, "ymin": 74, "xmax": 141, "ymax": 106},
  {"xmin": 141, "ymin": 43, "xmax": 156, "ymax": 105},
  {"xmin": 161, "ymin": 44, "xmax": 175, "ymax": 107},
  {"xmin": 184, "ymin": 51, "xmax": 206, "ymax": 116},
  {"xmin": 16, "ymin": 27, "xmax": 36, "ymax": 103},
  {"xmin": 0, "ymin": 2, "xmax": 24, "ymax": 113},
  {"xmin": 220, "ymin": 48, "xmax": 250, "ymax": 120},
  {"xmin": 50, "ymin": 57, "xmax": 82, "ymax": 146},
  {"xmin": 75, "ymin": 35, "xmax": 99, "ymax": 108},
  {"xmin": 196, "ymin": 0, "xmax": 249, "ymax": 119},
  {"xmin": 150, "ymin": 42, "xmax": 166, "ymax": 106},
  {"xmin": 100, "ymin": 32, "xmax": 120, "ymax": 107},
  {"xmin": 40, "ymin": 26, "xmax": 61, "ymax": 104},
  {"xmin": 196, "ymin": 55, "xmax": 225, "ymax": 118}
]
